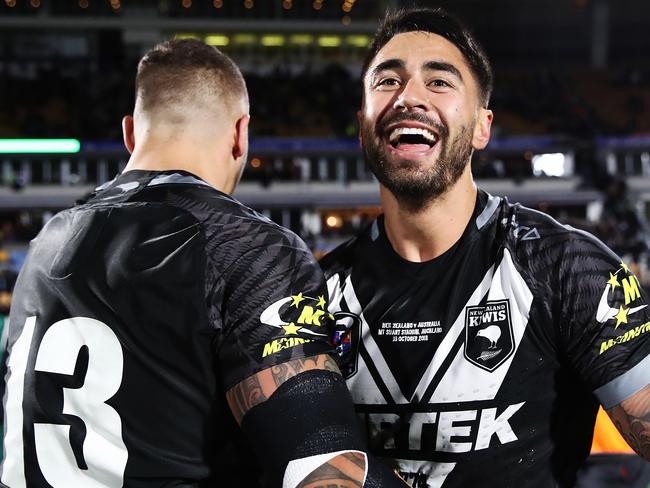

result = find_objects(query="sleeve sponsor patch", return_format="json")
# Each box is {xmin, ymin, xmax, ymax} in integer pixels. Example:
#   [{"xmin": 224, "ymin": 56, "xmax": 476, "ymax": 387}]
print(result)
[
  {"xmin": 596, "ymin": 261, "xmax": 649, "ymax": 354},
  {"xmin": 259, "ymin": 293, "xmax": 333, "ymax": 358}
]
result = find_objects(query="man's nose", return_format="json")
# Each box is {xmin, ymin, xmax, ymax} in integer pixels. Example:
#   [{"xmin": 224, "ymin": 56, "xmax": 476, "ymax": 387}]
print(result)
[{"xmin": 393, "ymin": 79, "xmax": 430, "ymax": 111}]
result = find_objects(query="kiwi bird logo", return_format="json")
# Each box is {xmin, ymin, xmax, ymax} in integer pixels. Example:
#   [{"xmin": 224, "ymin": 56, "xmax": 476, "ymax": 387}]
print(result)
[
  {"xmin": 464, "ymin": 300, "xmax": 514, "ymax": 372},
  {"xmin": 476, "ymin": 325, "xmax": 501, "ymax": 349}
]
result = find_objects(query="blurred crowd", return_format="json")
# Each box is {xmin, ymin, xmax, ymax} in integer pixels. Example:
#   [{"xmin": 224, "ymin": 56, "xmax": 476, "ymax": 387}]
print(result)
[{"xmin": 1, "ymin": 61, "xmax": 649, "ymax": 140}]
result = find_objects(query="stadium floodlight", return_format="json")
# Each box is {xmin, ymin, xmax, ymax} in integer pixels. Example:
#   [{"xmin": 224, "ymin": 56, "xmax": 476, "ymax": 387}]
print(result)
[
  {"xmin": 261, "ymin": 35, "xmax": 285, "ymax": 47},
  {"xmin": 318, "ymin": 35, "xmax": 341, "ymax": 47},
  {"xmin": 346, "ymin": 35, "xmax": 370, "ymax": 47},
  {"xmin": 290, "ymin": 34, "xmax": 314, "ymax": 45},
  {"xmin": 206, "ymin": 35, "xmax": 230, "ymax": 46},
  {"xmin": 174, "ymin": 33, "xmax": 201, "ymax": 40},
  {"xmin": 233, "ymin": 34, "xmax": 257, "ymax": 45},
  {"xmin": 532, "ymin": 153, "xmax": 567, "ymax": 177},
  {"xmin": 0, "ymin": 139, "xmax": 81, "ymax": 154}
]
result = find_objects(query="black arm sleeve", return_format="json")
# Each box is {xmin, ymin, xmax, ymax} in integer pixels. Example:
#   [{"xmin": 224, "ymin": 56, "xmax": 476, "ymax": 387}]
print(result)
[{"xmin": 241, "ymin": 369, "xmax": 405, "ymax": 487}]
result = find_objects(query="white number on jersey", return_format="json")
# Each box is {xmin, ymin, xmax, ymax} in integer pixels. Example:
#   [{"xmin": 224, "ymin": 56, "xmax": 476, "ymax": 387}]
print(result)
[{"xmin": 2, "ymin": 316, "xmax": 128, "ymax": 488}]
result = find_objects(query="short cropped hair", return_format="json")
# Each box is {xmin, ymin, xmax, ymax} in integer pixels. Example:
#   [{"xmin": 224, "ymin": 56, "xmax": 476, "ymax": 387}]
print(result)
[
  {"xmin": 362, "ymin": 7, "xmax": 493, "ymax": 108},
  {"xmin": 135, "ymin": 39, "xmax": 248, "ymax": 118}
]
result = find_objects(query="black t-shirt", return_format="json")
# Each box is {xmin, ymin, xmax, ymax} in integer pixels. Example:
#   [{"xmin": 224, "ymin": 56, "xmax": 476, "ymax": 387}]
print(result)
[
  {"xmin": 1, "ymin": 170, "xmax": 334, "ymax": 487},
  {"xmin": 320, "ymin": 190, "xmax": 650, "ymax": 488}
]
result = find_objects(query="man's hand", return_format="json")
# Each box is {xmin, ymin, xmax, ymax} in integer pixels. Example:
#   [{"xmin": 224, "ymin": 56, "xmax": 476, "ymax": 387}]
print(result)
[{"xmin": 607, "ymin": 383, "xmax": 650, "ymax": 459}]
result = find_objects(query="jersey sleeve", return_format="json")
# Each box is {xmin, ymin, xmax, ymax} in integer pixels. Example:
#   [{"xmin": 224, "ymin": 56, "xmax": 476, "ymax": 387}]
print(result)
[
  {"xmin": 217, "ymin": 233, "xmax": 336, "ymax": 390},
  {"xmin": 558, "ymin": 231, "xmax": 650, "ymax": 408}
]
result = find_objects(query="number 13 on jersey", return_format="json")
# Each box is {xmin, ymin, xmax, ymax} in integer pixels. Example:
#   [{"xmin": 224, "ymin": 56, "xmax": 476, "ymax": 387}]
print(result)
[{"xmin": 2, "ymin": 316, "xmax": 128, "ymax": 488}]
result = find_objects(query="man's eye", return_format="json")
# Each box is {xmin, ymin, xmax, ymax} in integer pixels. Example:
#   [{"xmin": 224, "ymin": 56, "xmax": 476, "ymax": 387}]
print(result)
[
  {"xmin": 377, "ymin": 78, "xmax": 400, "ymax": 87},
  {"xmin": 430, "ymin": 79, "xmax": 451, "ymax": 88}
]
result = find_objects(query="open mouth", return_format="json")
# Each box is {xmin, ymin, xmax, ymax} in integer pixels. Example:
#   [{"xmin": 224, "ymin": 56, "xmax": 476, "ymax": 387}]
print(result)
[{"xmin": 388, "ymin": 127, "xmax": 438, "ymax": 152}]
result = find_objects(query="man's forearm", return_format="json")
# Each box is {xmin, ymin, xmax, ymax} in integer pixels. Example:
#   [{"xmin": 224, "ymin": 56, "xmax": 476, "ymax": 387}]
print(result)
[
  {"xmin": 607, "ymin": 383, "xmax": 650, "ymax": 459},
  {"xmin": 295, "ymin": 452, "xmax": 366, "ymax": 488}
]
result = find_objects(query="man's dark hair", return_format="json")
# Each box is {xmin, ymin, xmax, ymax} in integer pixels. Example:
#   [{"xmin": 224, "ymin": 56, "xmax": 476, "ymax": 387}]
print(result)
[
  {"xmin": 136, "ymin": 38, "xmax": 248, "ymax": 115},
  {"xmin": 362, "ymin": 7, "xmax": 493, "ymax": 108}
]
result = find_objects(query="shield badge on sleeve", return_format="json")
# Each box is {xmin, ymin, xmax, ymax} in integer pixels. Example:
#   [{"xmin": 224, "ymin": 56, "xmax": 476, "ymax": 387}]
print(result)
[
  {"xmin": 464, "ymin": 299, "xmax": 514, "ymax": 372},
  {"xmin": 333, "ymin": 311, "xmax": 361, "ymax": 378}
]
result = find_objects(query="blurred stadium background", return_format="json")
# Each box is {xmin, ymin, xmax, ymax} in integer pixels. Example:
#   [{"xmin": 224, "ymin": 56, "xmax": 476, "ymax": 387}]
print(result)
[
  {"xmin": 0, "ymin": 0, "xmax": 649, "ymax": 472},
  {"xmin": 0, "ymin": 0, "xmax": 650, "ymax": 323}
]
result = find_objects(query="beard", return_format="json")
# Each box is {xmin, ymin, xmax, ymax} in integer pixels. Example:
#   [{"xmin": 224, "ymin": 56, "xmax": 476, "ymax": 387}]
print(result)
[{"xmin": 361, "ymin": 112, "xmax": 474, "ymax": 212}]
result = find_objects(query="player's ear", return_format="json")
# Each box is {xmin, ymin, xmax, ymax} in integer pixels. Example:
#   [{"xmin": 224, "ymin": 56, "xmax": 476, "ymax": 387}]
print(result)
[
  {"xmin": 472, "ymin": 108, "xmax": 493, "ymax": 150},
  {"xmin": 122, "ymin": 115, "xmax": 136, "ymax": 154},
  {"xmin": 233, "ymin": 114, "xmax": 250, "ymax": 160}
]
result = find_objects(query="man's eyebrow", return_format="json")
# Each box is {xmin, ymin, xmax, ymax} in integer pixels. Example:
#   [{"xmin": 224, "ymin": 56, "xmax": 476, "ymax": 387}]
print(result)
[
  {"xmin": 423, "ymin": 61, "xmax": 464, "ymax": 82},
  {"xmin": 369, "ymin": 59, "xmax": 405, "ymax": 79}
]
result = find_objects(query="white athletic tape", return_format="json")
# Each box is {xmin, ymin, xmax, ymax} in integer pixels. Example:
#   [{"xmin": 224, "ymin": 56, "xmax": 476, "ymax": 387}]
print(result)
[{"xmin": 282, "ymin": 450, "xmax": 368, "ymax": 488}]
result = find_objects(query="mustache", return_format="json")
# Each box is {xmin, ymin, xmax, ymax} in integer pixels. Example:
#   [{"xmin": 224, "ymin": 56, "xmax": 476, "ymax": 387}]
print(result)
[{"xmin": 376, "ymin": 112, "xmax": 449, "ymax": 140}]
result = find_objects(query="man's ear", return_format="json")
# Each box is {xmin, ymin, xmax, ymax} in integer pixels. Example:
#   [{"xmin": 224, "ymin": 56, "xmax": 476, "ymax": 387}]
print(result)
[
  {"xmin": 472, "ymin": 108, "xmax": 493, "ymax": 150},
  {"xmin": 122, "ymin": 115, "xmax": 136, "ymax": 154},
  {"xmin": 233, "ymin": 114, "xmax": 250, "ymax": 159}
]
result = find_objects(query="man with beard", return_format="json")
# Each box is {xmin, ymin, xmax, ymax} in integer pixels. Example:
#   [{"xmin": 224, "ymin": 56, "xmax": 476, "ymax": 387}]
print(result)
[{"xmin": 320, "ymin": 7, "xmax": 650, "ymax": 488}]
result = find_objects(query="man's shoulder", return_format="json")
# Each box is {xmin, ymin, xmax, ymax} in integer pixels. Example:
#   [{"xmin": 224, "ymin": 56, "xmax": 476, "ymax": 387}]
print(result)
[
  {"xmin": 146, "ymin": 180, "xmax": 308, "ymax": 252},
  {"xmin": 498, "ymin": 199, "xmax": 620, "ymax": 285},
  {"xmin": 501, "ymin": 199, "xmax": 613, "ymax": 257}
]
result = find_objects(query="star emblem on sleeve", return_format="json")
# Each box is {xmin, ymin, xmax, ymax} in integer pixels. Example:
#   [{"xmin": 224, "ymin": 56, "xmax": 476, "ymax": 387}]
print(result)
[
  {"xmin": 615, "ymin": 306, "xmax": 629, "ymax": 329},
  {"xmin": 291, "ymin": 292, "xmax": 305, "ymax": 308},
  {"xmin": 607, "ymin": 272, "xmax": 621, "ymax": 291},
  {"xmin": 317, "ymin": 295, "xmax": 327, "ymax": 309},
  {"xmin": 282, "ymin": 323, "xmax": 302, "ymax": 335}
]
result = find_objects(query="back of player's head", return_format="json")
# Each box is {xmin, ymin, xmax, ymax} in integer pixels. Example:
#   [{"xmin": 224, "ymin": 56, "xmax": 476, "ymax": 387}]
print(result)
[
  {"xmin": 362, "ymin": 7, "xmax": 493, "ymax": 108},
  {"xmin": 135, "ymin": 39, "xmax": 249, "ymax": 125}
]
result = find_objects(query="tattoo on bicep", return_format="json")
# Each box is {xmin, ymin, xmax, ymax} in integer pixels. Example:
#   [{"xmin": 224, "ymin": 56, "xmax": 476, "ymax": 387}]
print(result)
[
  {"xmin": 226, "ymin": 374, "xmax": 266, "ymax": 424},
  {"xmin": 270, "ymin": 355, "xmax": 340, "ymax": 387},
  {"xmin": 227, "ymin": 354, "xmax": 341, "ymax": 424},
  {"xmin": 323, "ymin": 354, "xmax": 341, "ymax": 374},
  {"xmin": 270, "ymin": 362, "xmax": 292, "ymax": 385}
]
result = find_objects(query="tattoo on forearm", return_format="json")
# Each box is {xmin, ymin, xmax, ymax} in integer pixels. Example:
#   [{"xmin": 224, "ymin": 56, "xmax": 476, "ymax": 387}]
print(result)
[
  {"xmin": 226, "ymin": 354, "xmax": 341, "ymax": 423},
  {"xmin": 296, "ymin": 452, "xmax": 366, "ymax": 488}
]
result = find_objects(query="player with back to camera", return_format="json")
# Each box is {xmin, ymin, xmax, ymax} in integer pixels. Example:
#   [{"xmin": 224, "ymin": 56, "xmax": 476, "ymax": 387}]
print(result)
[
  {"xmin": 321, "ymin": 7, "xmax": 650, "ymax": 488},
  {"xmin": 0, "ymin": 39, "xmax": 407, "ymax": 488}
]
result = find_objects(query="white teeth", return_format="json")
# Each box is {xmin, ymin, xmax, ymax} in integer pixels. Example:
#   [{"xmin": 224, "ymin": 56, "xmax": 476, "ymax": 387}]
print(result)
[{"xmin": 389, "ymin": 127, "xmax": 437, "ymax": 144}]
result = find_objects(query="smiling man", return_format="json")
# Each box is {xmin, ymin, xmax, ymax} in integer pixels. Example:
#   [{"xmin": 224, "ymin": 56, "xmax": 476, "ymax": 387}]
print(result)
[{"xmin": 320, "ymin": 7, "xmax": 650, "ymax": 488}]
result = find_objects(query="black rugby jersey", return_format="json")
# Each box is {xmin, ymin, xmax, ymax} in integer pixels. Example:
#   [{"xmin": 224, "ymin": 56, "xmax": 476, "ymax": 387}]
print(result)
[
  {"xmin": 1, "ymin": 170, "xmax": 334, "ymax": 487},
  {"xmin": 320, "ymin": 190, "xmax": 650, "ymax": 488}
]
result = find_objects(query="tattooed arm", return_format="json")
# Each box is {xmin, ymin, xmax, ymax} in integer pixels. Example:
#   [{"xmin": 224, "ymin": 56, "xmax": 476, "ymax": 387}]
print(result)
[
  {"xmin": 227, "ymin": 354, "xmax": 365, "ymax": 488},
  {"xmin": 607, "ymin": 383, "xmax": 650, "ymax": 460},
  {"xmin": 296, "ymin": 451, "xmax": 366, "ymax": 488},
  {"xmin": 226, "ymin": 354, "xmax": 340, "ymax": 424}
]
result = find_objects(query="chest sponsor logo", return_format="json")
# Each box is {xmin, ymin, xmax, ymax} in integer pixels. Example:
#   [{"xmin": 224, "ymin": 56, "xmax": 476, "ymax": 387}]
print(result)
[
  {"xmin": 333, "ymin": 311, "xmax": 362, "ymax": 378},
  {"xmin": 464, "ymin": 299, "xmax": 514, "ymax": 372},
  {"xmin": 365, "ymin": 401, "xmax": 525, "ymax": 454}
]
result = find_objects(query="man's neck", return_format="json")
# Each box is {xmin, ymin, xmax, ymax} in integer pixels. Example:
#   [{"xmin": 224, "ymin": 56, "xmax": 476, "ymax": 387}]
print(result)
[
  {"xmin": 381, "ymin": 169, "xmax": 477, "ymax": 263},
  {"xmin": 123, "ymin": 136, "xmax": 232, "ymax": 193}
]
